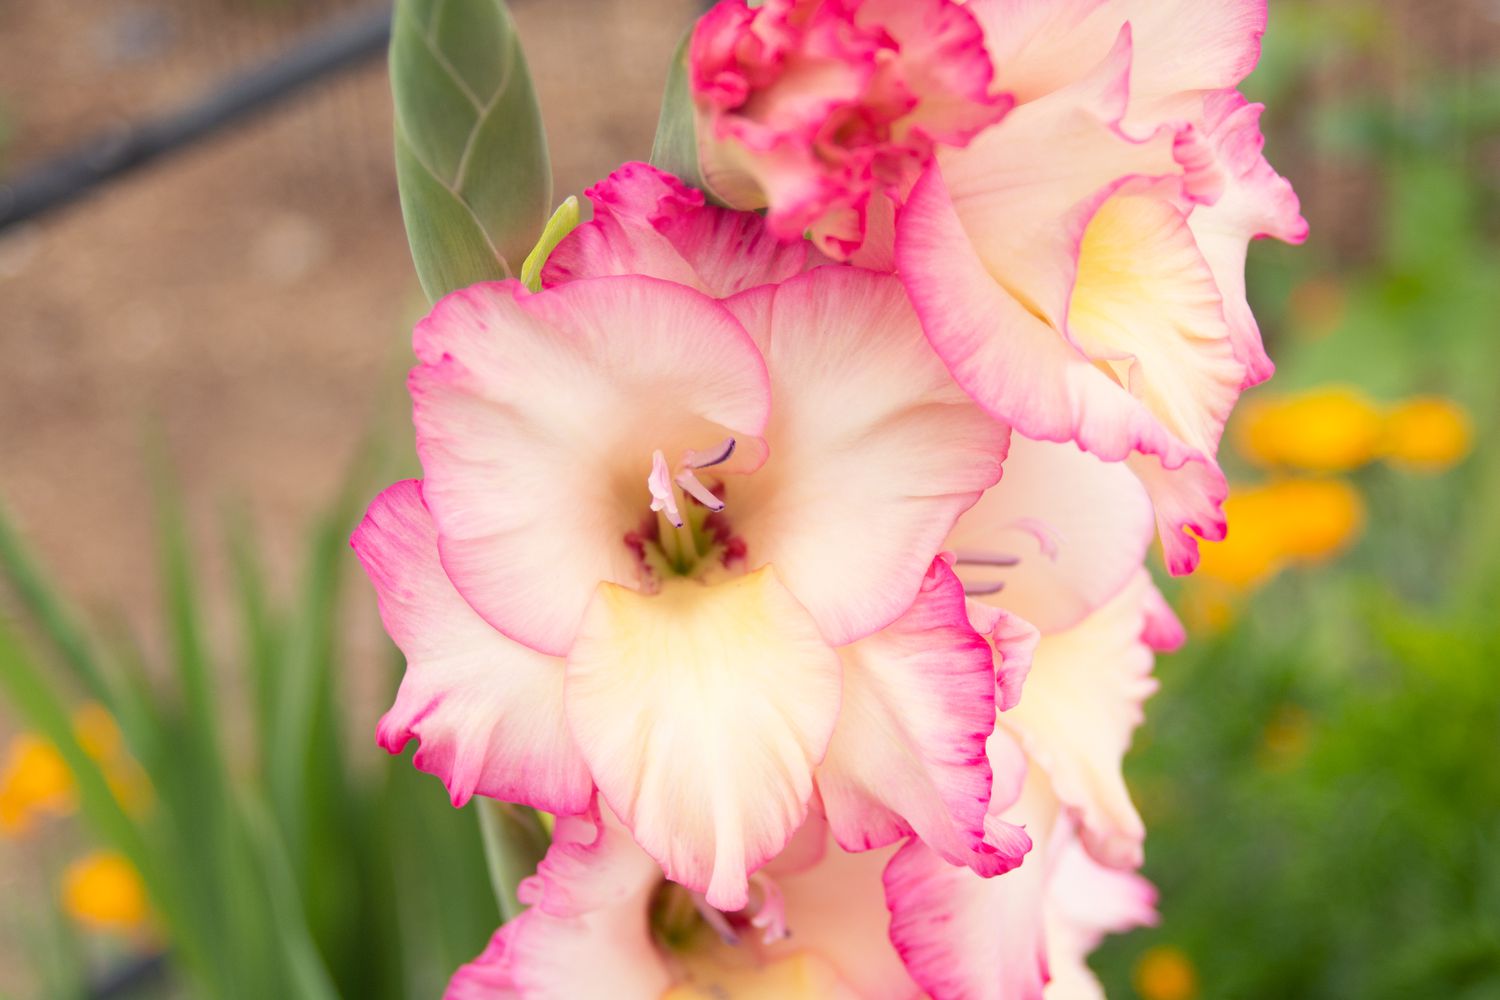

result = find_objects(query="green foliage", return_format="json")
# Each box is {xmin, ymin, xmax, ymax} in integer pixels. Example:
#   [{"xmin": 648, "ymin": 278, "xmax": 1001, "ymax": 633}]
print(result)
[
  {"xmin": 390, "ymin": 0, "xmax": 552, "ymax": 302},
  {"xmin": 0, "ymin": 454, "xmax": 498, "ymax": 998},
  {"xmin": 650, "ymin": 31, "xmax": 708, "ymax": 191}
]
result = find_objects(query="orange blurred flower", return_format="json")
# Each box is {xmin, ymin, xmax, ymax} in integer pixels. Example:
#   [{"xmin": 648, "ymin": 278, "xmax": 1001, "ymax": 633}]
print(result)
[
  {"xmin": 1236, "ymin": 386, "xmax": 1384, "ymax": 473},
  {"xmin": 0, "ymin": 704, "xmax": 149, "ymax": 838},
  {"xmin": 61, "ymin": 851, "xmax": 152, "ymax": 935},
  {"xmin": 0, "ymin": 735, "xmax": 75, "ymax": 835},
  {"xmin": 1381, "ymin": 397, "xmax": 1473, "ymax": 472},
  {"xmin": 1133, "ymin": 945, "xmax": 1199, "ymax": 1000},
  {"xmin": 1198, "ymin": 478, "xmax": 1365, "ymax": 591}
]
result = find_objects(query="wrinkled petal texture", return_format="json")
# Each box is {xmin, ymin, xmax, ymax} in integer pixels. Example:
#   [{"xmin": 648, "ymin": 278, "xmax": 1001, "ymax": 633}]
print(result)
[
  {"xmin": 884, "ymin": 763, "xmax": 1061, "ymax": 1000},
  {"xmin": 1190, "ymin": 91, "xmax": 1309, "ymax": 387},
  {"xmin": 724, "ymin": 266, "xmax": 1008, "ymax": 646},
  {"xmin": 1042, "ymin": 834, "xmax": 1158, "ymax": 1000},
  {"xmin": 690, "ymin": 0, "xmax": 1008, "ymax": 258},
  {"xmin": 565, "ymin": 569, "xmax": 841, "ymax": 910},
  {"xmin": 969, "ymin": 0, "xmax": 1265, "ymax": 122},
  {"xmin": 353, "ymin": 481, "xmax": 592, "ymax": 814},
  {"xmin": 542, "ymin": 163, "xmax": 811, "ymax": 298},
  {"xmin": 1001, "ymin": 572, "xmax": 1160, "ymax": 870},
  {"xmin": 817, "ymin": 558, "xmax": 1000, "ymax": 870},
  {"xmin": 948, "ymin": 435, "xmax": 1154, "ymax": 635},
  {"xmin": 410, "ymin": 277, "xmax": 770, "ymax": 655}
]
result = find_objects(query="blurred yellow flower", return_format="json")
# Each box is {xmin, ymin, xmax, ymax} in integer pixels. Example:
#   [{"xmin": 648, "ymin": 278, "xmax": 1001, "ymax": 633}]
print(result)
[
  {"xmin": 1381, "ymin": 397, "xmax": 1473, "ymax": 472},
  {"xmin": 61, "ymin": 851, "xmax": 151, "ymax": 935},
  {"xmin": 0, "ymin": 735, "xmax": 76, "ymax": 835},
  {"xmin": 1198, "ymin": 479, "xmax": 1365, "ymax": 591},
  {"xmin": 0, "ymin": 704, "xmax": 149, "ymax": 837},
  {"xmin": 1133, "ymin": 945, "xmax": 1199, "ymax": 1000},
  {"xmin": 1236, "ymin": 386, "xmax": 1385, "ymax": 473}
]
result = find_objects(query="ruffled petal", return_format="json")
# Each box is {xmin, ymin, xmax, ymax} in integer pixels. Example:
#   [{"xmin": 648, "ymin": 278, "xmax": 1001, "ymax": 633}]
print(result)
[
  {"xmin": 542, "ymin": 163, "xmax": 810, "ymax": 298},
  {"xmin": 1189, "ymin": 91, "xmax": 1309, "ymax": 388},
  {"xmin": 817, "ymin": 558, "xmax": 998, "ymax": 868},
  {"xmin": 564, "ymin": 569, "xmax": 841, "ymax": 910},
  {"xmin": 900, "ymin": 165, "xmax": 1221, "ymax": 574},
  {"xmin": 1001, "ymin": 572, "xmax": 1160, "ymax": 870},
  {"xmin": 447, "ymin": 812, "xmax": 672, "ymax": 1000},
  {"xmin": 883, "ymin": 763, "xmax": 1060, "ymax": 1000},
  {"xmin": 722, "ymin": 267, "xmax": 1008, "ymax": 646},
  {"xmin": 410, "ymin": 277, "xmax": 770, "ymax": 655},
  {"xmin": 969, "ymin": 601, "xmax": 1042, "ymax": 715},
  {"xmin": 969, "ymin": 0, "xmax": 1267, "ymax": 124},
  {"xmin": 353, "ymin": 481, "xmax": 591, "ymax": 814},
  {"xmin": 1043, "ymin": 834, "xmax": 1158, "ymax": 1000},
  {"xmin": 948, "ymin": 435, "xmax": 1155, "ymax": 635}
]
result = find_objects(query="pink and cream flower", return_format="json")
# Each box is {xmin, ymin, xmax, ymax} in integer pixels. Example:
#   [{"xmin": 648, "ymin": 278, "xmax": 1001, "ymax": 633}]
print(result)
[
  {"xmin": 354, "ymin": 198, "xmax": 1012, "ymax": 909},
  {"xmin": 687, "ymin": 0, "xmax": 1011, "ymax": 260},
  {"xmin": 894, "ymin": 0, "xmax": 1308, "ymax": 575},
  {"xmin": 439, "ymin": 561, "xmax": 1173, "ymax": 1000},
  {"xmin": 443, "ymin": 801, "xmax": 1155, "ymax": 1000},
  {"xmin": 884, "ymin": 570, "xmax": 1180, "ymax": 1000}
]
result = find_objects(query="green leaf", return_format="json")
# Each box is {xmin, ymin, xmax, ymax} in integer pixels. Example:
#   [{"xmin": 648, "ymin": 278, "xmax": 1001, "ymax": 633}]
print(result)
[
  {"xmin": 0, "ymin": 501, "xmax": 113, "ymax": 705},
  {"xmin": 476, "ymin": 800, "xmax": 552, "ymax": 921},
  {"xmin": 390, "ymin": 0, "xmax": 552, "ymax": 302},
  {"xmin": 520, "ymin": 196, "xmax": 580, "ymax": 292},
  {"xmin": 649, "ymin": 30, "xmax": 707, "ymax": 191}
]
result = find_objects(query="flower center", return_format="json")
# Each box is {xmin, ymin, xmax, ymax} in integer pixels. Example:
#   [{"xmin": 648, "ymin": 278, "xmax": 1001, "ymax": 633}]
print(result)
[
  {"xmin": 641, "ymin": 438, "xmax": 739, "ymax": 577},
  {"xmin": 649, "ymin": 874, "xmax": 789, "ymax": 956}
]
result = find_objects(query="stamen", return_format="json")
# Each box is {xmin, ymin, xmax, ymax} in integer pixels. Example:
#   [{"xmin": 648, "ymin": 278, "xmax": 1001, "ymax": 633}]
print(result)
[
  {"xmin": 964, "ymin": 581, "xmax": 1007, "ymax": 596},
  {"xmin": 675, "ymin": 469, "xmax": 726, "ymax": 513},
  {"xmin": 686, "ymin": 437, "xmax": 736, "ymax": 470},
  {"xmin": 1012, "ymin": 517, "xmax": 1061, "ymax": 560},
  {"xmin": 953, "ymin": 551, "xmax": 1022, "ymax": 567},
  {"xmin": 747, "ymin": 874, "xmax": 789, "ymax": 945},
  {"xmin": 648, "ymin": 449, "xmax": 684, "ymax": 528},
  {"xmin": 692, "ymin": 895, "xmax": 741, "ymax": 946}
]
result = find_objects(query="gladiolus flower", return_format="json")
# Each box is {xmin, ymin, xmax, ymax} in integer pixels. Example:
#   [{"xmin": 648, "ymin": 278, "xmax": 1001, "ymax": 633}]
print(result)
[
  {"xmin": 445, "ymin": 802, "xmax": 1153, "ymax": 1000},
  {"xmin": 896, "ymin": 0, "xmax": 1308, "ymax": 575},
  {"xmin": 688, "ymin": 0, "xmax": 1011, "ymax": 260},
  {"xmin": 356, "ymin": 199, "xmax": 1013, "ymax": 908},
  {"xmin": 444, "ymin": 565, "xmax": 1173, "ymax": 1000},
  {"xmin": 885, "ymin": 571, "xmax": 1177, "ymax": 1000}
]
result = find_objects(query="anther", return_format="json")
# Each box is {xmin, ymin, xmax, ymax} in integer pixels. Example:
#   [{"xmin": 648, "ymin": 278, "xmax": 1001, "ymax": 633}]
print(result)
[{"xmin": 648, "ymin": 450, "xmax": 684, "ymax": 528}]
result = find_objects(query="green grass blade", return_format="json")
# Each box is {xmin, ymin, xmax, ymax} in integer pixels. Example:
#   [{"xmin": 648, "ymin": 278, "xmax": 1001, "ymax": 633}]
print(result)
[{"xmin": 0, "ymin": 502, "xmax": 114, "ymax": 706}]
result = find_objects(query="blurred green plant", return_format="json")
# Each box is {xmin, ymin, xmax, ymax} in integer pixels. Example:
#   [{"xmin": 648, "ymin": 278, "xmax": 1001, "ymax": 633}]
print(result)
[{"xmin": 0, "ymin": 452, "xmax": 499, "ymax": 998}]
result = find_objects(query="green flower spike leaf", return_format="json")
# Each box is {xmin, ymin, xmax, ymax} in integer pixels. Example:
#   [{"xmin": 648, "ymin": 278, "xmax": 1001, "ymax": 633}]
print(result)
[
  {"xmin": 649, "ymin": 30, "xmax": 708, "ymax": 192},
  {"xmin": 390, "ymin": 0, "xmax": 552, "ymax": 303}
]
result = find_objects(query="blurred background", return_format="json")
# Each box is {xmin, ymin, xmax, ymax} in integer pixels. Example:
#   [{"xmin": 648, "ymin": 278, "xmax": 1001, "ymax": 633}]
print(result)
[{"xmin": 0, "ymin": 0, "xmax": 1495, "ymax": 997}]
